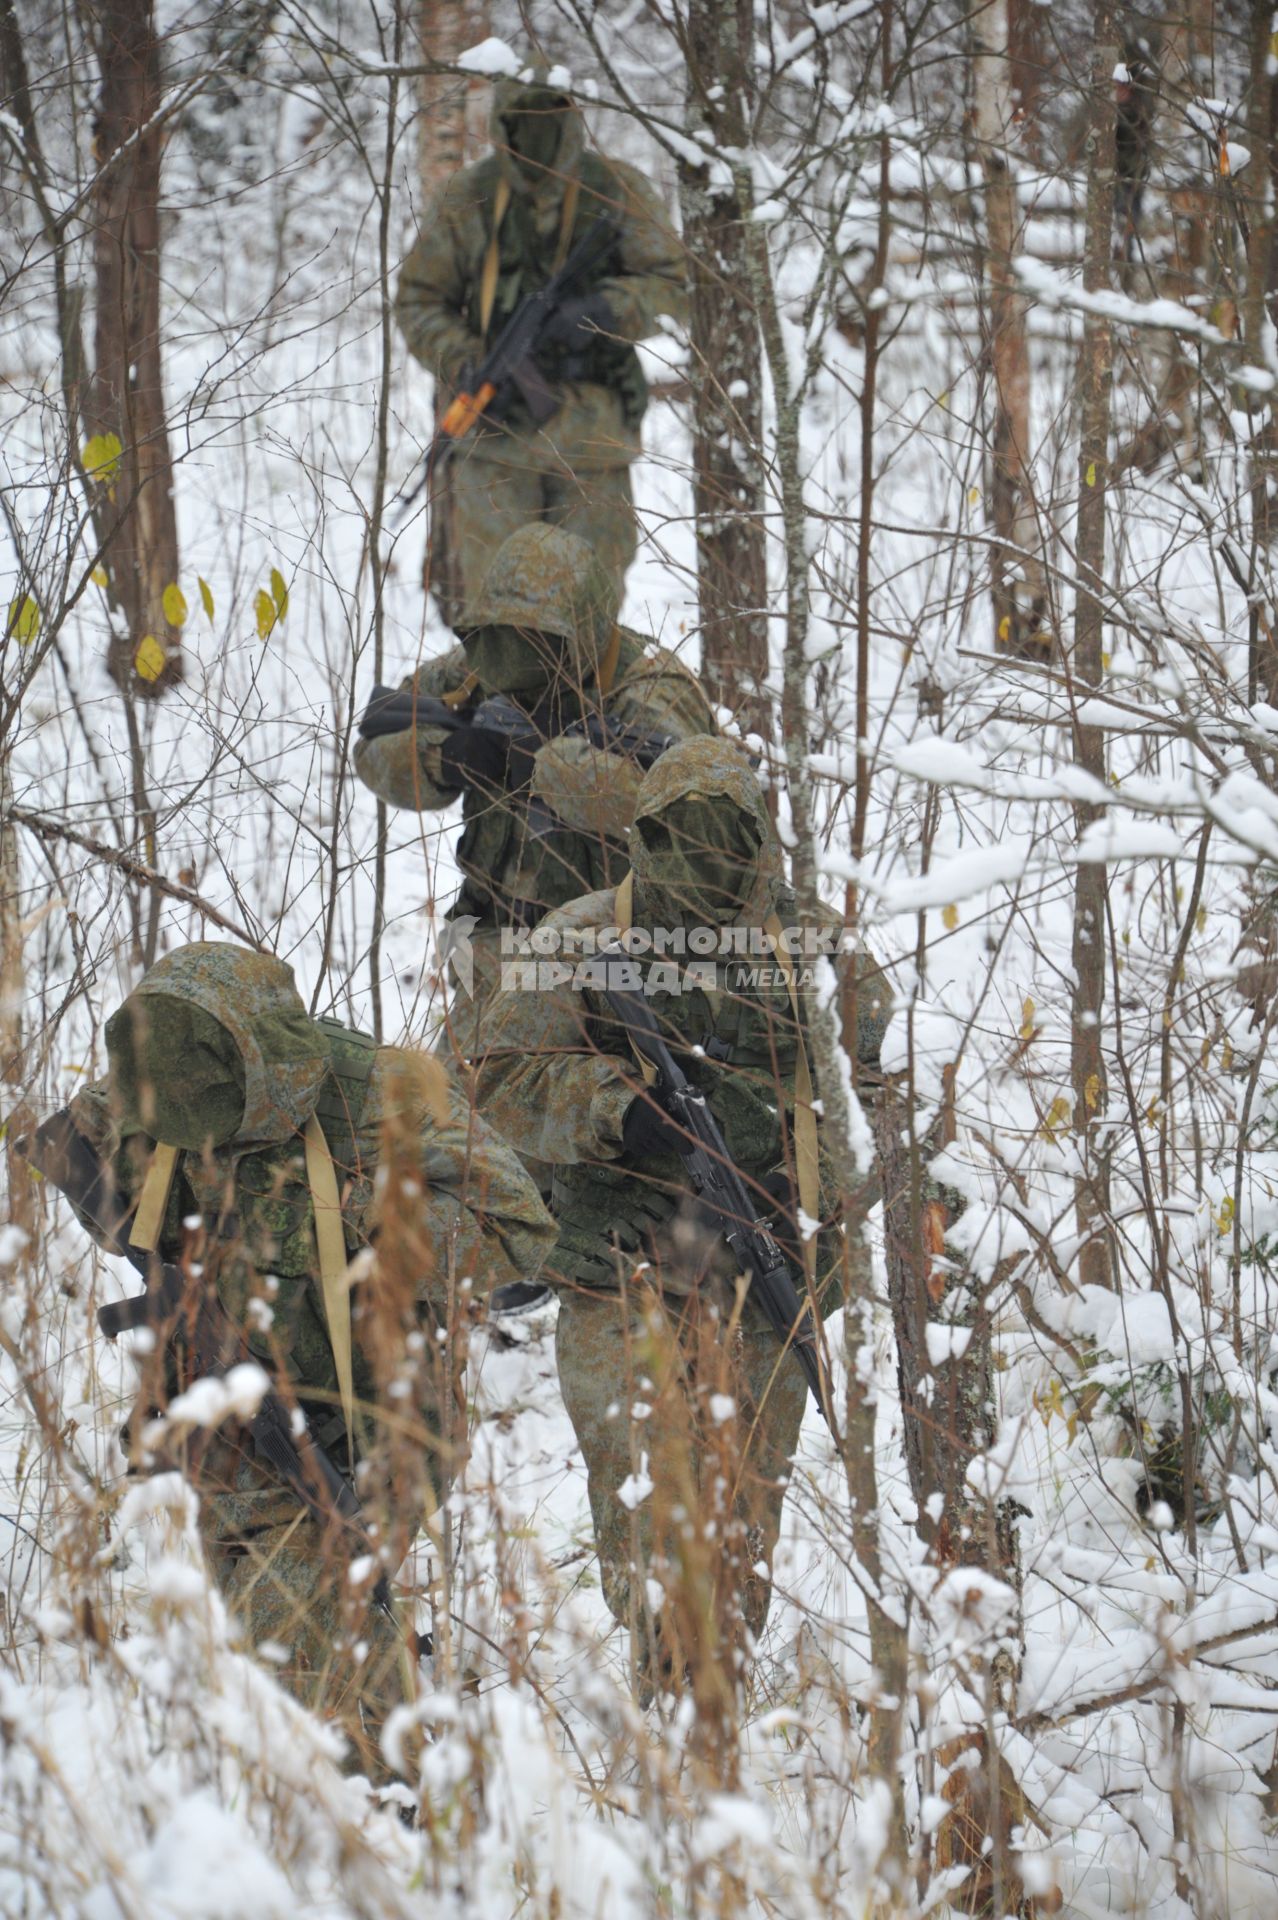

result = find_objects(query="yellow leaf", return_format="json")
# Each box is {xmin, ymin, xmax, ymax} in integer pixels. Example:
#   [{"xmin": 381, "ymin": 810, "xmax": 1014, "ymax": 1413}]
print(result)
[
  {"xmin": 998, "ymin": 614, "xmax": 1011, "ymax": 641},
  {"xmin": 1084, "ymin": 1072, "xmax": 1101, "ymax": 1111},
  {"xmin": 937, "ymin": 392, "xmax": 949, "ymax": 411},
  {"xmin": 134, "ymin": 634, "xmax": 168, "ymax": 682},
  {"xmin": 90, "ymin": 565, "xmax": 108, "ymax": 589},
  {"xmin": 1222, "ymin": 1039, "xmax": 1233, "ymax": 1072},
  {"xmin": 1040, "ymin": 1094, "xmax": 1071, "ymax": 1141},
  {"xmin": 198, "ymin": 576, "xmax": 215, "ymax": 622},
  {"xmin": 1216, "ymin": 1195, "xmax": 1235, "ymax": 1236},
  {"xmin": 941, "ymin": 903, "xmax": 959, "ymax": 931},
  {"xmin": 1085, "ymin": 460, "xmax": 1097, "ymax": 487},
  {"xmin": 1019, "ymin": 996, "xmax": 1035, "ymax": 1040},
  {"xmin": 7, "ymin": 594, "xmax": 40, "ymax": 645},
  {"xmin": 1101, "ymin": 651, "xmax": 1111, "ymax": 671},
  {"xmin": 1195, "ymin": 905, "xmax": 1207, "ymax": 933},
  {"xmin": 269, "ymin": 567, "xmax": 289, "ymax": 621},
  {"xmin": 968, "ymin": 486, "xmax": 980, "ymax": 506},
  {"xmin": 83, "ymin": 432, "xmax": 122, "ymax": 484},
  {"xmin": 255, "ymin": 589, "xmax": 276, "ymax": 641},
  {"xmin": 162, "ymin": 583, "xmax": 187, "ymax": 628}
]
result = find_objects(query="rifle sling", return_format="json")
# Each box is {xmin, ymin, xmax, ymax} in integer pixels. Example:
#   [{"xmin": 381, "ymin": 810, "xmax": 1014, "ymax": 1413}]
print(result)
[
  {"xmin": 612, "ymin": 872, "xmax": 820, "ymax": 1282},
  {"xmin": 128, "ymin": 1143, "xmax": 178, "ymax": 1253},
  {"xmin": 479, "ymin": 175, "xmax": 582, "ymax": 340}
]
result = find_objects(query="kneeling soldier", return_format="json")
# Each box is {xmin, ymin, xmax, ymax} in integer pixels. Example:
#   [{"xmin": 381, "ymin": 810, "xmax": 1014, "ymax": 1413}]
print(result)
[
  {"xmin": 24, "ymin": 941, "xmax": 554, "ymax": 1780},
  {"xmin": 473, "ymin": 740, "xmax": 887, "ymax": 1699}
]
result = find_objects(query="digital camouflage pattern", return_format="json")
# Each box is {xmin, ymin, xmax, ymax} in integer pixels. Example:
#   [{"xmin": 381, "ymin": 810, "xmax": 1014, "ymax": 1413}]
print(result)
[
  {"xmin": 354, "ymin": 526, "xmax": 714, "ymax": 1068},
  {"xmin": 64, "ymin": 942, "xmax": 555, "ymax": 1778},
  {"xmin": 395, "ymin": 66, "xmax": 687, "ymax": 610},
  {"xmin": 473, "ymin": 741, "xmax": 889, "ymax": 1672}
]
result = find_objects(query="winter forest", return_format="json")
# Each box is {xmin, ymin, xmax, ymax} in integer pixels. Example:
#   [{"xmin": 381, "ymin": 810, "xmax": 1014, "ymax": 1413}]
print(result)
[{"xmin": 8, "ymin": 0, "xmax": 1278, "ymax": 1914}]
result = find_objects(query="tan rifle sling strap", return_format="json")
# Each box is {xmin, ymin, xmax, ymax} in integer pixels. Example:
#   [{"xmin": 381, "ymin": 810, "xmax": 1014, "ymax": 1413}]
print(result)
[
  {"xmin": 612, "ymin": 874, "xmax": 820, "ymax": 1282},
  {"xmin": 479, "ymin": 175, "xmax": 581, "ymax": 339}
]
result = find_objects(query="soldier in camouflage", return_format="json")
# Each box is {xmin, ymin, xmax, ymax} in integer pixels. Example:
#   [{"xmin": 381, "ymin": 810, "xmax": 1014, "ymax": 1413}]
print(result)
[
  {"xmin": 354, "ymin": 522, "xmax": 715, "ymax": 1067},
  {"xmin": 34, "ymin": 942, "xmax": 554, "ymax": 1781},
  {"xmin": 473, "ymin": 739, "xmax": 888, "ymax": 1693},
  {"xmin": 396, "ymin": 65, "xmax": 687, "ymax": 615}
]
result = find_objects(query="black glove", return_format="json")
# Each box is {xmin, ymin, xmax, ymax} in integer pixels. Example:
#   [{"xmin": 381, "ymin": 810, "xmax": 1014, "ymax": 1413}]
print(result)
[
  {"xmin": 438, "ymin": 723, "xmax": 510, "ymax": 791},
  {"xmin": 621, "ymin": 1091, "xmax": 685, "ymax": 1160},
  {"xmin": 359, "ymin": 684, "xmax": 419, "ymax": 741},
  {"xmin": 538, "ymin": 290, "xmax": 615, "ymax": 356}
]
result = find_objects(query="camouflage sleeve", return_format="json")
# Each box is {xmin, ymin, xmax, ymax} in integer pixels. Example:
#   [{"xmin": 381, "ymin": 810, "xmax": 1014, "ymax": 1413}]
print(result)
[
  {"xmin": 364, "ymin": 1054, "xmax": 555, "ymax": 1297},
  {"xmin": 596, "ymin": 162, "xmax": 688, "ymax": 341},
  {"xmin": 419, "ymin": 1086, "xmax": 557, "ymax": 1293},
  {"xmin": 529, "ymin": 641, "xmax": 715, "ymax": 841},
  {"xmin": 352, "ymin": 646, "xmax": 473, "ymax": 813},
  {"xmin": 472, "ymin": 947, "xmax": 636, "ymax": 1167},
  {"xmin": 394, "ymin": 182, "xmax": 484, "ymax": 383}
]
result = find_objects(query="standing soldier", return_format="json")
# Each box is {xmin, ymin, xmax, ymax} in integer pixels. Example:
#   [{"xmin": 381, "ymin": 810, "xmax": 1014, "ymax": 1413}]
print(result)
[
  {"xmin": 396, "ymin": 64, "xmax": 687, "ymax": 616},
  {"xmin": 23, "ymin": 942, "xmax": 554, "ymax": 1782},
  {"xmin": 472, "ymin": 740, "xmax": 888, "ymax": 1698}
]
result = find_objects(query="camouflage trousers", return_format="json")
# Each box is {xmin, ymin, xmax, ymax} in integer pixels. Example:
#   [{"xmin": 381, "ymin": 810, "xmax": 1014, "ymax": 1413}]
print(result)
[
  {"xmin": 195, "ymin": 1430, "xmax": 412, "ymax": 1784},
  {"xmin": 436, "ymin": 447, "xmax": 637, "ymax": 625},
  {"xmin": 553, "ymin": 1274, "xmax": 812, "ymax": 1689}
]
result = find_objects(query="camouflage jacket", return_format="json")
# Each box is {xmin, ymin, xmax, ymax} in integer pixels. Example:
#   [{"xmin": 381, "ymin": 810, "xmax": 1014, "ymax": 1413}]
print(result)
[
  {"xmin": 472, "ymin": 742, "xmax": 890, "ymax": 1292},
  {"xmin": 63, "ymin": 945, "xmax": 556, "ymax": 1419},
  {"xmin": 395, "ymin": 73, "xmax": 686, "ymax": 472},
  {"xmin": 354, "ymin": 526, "xmax": 715, "ymax": 932}
]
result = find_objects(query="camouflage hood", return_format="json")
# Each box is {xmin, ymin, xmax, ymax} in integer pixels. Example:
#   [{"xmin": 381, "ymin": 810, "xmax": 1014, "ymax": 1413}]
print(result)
[
  {"xmin": 490, "ymin": 65, "xmax": 584, "ymax": 192},
  {"xmin": 460, "ymin": 523, "xmax": 620, "ymax": 697},
  {"xmin": 630, "ymin": 739, "xmax": 782, "ymax": 929},
  {"xmin": 104, "ymin": 942, "xmax": 332, "ymax": 1154}
]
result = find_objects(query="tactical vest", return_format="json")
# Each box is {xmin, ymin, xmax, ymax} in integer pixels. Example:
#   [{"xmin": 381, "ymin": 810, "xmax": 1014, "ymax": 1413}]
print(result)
[
  {"xmin": 466, "ymin": 152, "xmax": 648, "ymax": 431},
  {"xmin": 549, "ymin": 933, "xmax": 808, "ymax": 1289}
]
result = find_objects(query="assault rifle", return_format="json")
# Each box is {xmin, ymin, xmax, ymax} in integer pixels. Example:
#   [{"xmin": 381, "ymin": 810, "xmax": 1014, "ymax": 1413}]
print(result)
[
  {"xmin": 359, "ymin": 686, "xmax": 676, "ymax": 773},
  {"xmin": 19, "ymin": 1111, "xmax": 396, "ymax": 1623},
  {"xmin": 397, "ymin": 214, "xmax": 621, "ymax": 517},
  {"xmin": 594, "ymin": 961, "xmax": 836, "ymax": 1433}
]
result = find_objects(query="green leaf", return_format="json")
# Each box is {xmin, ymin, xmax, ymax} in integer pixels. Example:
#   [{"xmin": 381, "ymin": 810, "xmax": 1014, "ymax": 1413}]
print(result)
[
  {"xmin": 198, "ymin": 576, "xmax": 215, "ymax": 622},
  {"xmin": 269, "ymin": 567, "xmax": 289, "ymax": 623},
  {"xmin": 255, "ymin": 589, "xmax": 276, "ymax": 641},
  {"xmin": 7, "ymin": 595, "xmax": 40, "ymax": 645}
]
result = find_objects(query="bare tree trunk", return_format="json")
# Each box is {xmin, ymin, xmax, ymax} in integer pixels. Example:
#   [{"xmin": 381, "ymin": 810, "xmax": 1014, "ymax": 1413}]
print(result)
[
  {"xmin": 676, "ymin": 0, "xmax": 770, "ymax": 740},
  {"xmin": 90, "ymin": 0, "xmax": 182, "ymax": 696},
  {"xmin": 973, "ymin": 0, "xmax": 1050, "ymax": 661},
  {"xmin": 411, "ymin": 0, "xmax": 489, "ymax": 625},
  {"xmin": 1246, "ymin": 0, "xmax": 1278, "ymax": 698},
  {"xmin": 413, "ymin": 0, "xmax": 490, "ymax": 197},
  {"xmin": 1071, "ymin": 0, "xmax": 1118, "ymax": 1293}
]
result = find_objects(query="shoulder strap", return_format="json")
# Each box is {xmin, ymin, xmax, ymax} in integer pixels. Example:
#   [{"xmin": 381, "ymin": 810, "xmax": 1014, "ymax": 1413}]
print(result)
[
  {"xmin": 479, "ymin": 175, "xmax": 512, "ymax": 337},
  {"xmin": 128, "ymin": 1142, "xmax": 179, "ymax": 1252},
  {"xmin": 304, "ymin": 1114, "xmax": 357, "ymax": 1464}
]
